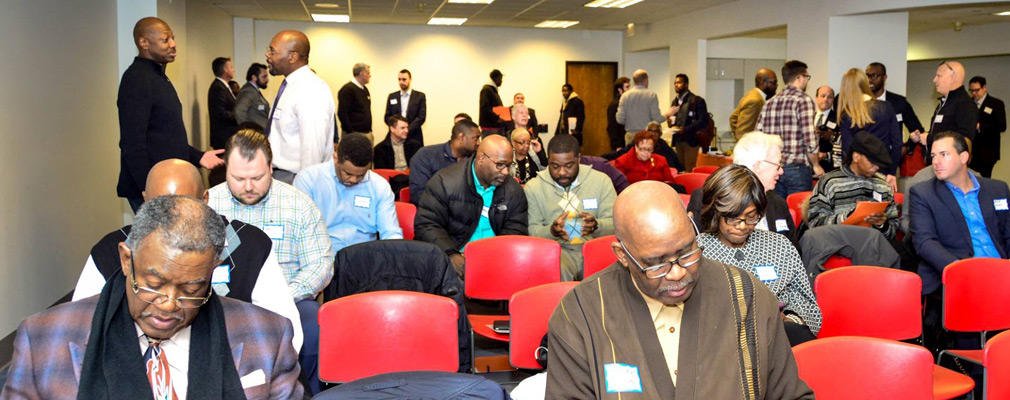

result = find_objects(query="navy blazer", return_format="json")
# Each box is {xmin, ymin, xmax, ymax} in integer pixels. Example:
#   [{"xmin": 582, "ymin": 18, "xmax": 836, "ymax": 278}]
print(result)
[
  {"xmin": 909, "ymin": 176, "xmax": 1010, "ymax": 294},
  {"xmin": 383, "ymin": 90, "xmax": 427, "ymax": 145}
]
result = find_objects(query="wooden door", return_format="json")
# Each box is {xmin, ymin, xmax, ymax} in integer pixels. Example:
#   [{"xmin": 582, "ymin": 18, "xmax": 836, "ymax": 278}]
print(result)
[{"xmin": 566, "ymin": 62, "xmax": 617, "ymax": 156}]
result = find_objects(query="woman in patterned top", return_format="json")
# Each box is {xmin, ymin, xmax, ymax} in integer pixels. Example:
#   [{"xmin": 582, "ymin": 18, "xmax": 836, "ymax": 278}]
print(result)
[
  {"xmin": 694, "ymin": 164, "xmax": 821, "ymax": 345},
  {"xmin": 509, "ymin": 128, "xmax": 543, "ymax": 184}
]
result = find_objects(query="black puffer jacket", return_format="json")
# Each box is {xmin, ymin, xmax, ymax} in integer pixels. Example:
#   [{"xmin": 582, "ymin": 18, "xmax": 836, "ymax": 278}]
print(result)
[{"xmin": 414, "ymin": 158, "xmax": 528, "ymax": 254}]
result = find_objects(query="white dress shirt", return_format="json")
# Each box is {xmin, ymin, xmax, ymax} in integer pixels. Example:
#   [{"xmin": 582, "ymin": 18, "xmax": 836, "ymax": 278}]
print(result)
[
  {"xmin": 136, "ymin": 324, "xmax": 191, "ymax": 399},
  {"xmin": 269, "ymin": 65, "xmax": 336, "ymax": 173},
  {"xmin": 400, "ymin": 89, "xmax": 412, "ymax": 118}
]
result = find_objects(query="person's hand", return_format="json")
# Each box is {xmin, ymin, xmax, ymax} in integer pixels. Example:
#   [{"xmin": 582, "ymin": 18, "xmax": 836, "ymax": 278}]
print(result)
[
  {"xmin": 818, "ymin": 152, "xmax": 828, "ymax": 161},
  {"xmin": 864, "ymin": 212, "xmax": 888, "ymax": 227},
  {"xmin": 670, "ymin": 105, "xmax": 680, "ymax": 115},
  {"xmin": 200, "ymin": 149, "xmax": 226, "ymax": 169},
  {"xmin": 550, "ymin": 211, "xmax": 571, "ymax": 241},
  {"xmin": 812, "ymin": 164, "xmax": 825, "ymax": 178},
  {"xmin": 450, "ymin": 253, "xmax": 465, "ymax": 278},
  {"xmin": 530, "ymin": 138, "xmax": 543, "ymax": 153},
  {"xmin": 918, "ymin": 131, "xmax": 929, "ymax": 144},
  {"xmin": 579, "ymin": 212, "xmax": 598, "ymax": 237},
  {"xmin": 885, "ymin": 174, "xmax": 898, "ymax": 193}
]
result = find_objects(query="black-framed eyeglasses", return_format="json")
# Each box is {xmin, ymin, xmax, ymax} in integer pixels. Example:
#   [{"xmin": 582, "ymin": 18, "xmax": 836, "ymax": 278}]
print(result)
[
  {"xmin": 617, "ymin": 219, "xmax": 704, "ymax": 279},
  {"xmin": 759, "ymin": 159, "xmax": 783, "ymax": 171},
  {"xmin": 129, "ymin": 254, "xmax": 212, "ymax": 309},
  {"xmin": 723, "ymin": 213, "xmax": 763, "ymax": 227},
  {"xmin": 802, "ymin": 74, "xmax": 812, "ymax": 80},
  {"xmin": 481, "ymin": 151, "xmax": 511, "ymax": 171}
]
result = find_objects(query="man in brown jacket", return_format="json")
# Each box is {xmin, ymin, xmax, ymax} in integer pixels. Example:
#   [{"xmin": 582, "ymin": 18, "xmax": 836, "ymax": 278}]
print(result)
[
  {"xmin": 545, "ymin": 181, "xmax": 813, "ymax": 399},
  {"xmin": 730, "ymin": 68, "xmax": 778, "ymax": 140}
]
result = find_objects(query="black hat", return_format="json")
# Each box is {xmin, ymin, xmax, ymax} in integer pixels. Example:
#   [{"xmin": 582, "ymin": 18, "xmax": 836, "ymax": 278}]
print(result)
[
  {"xmin": 849, "ymin": 131, "xmax": 892, "ymax": 169},
  {"xmin": 490, "ymin": 69, "xmax": 503, "ymax": 80}
]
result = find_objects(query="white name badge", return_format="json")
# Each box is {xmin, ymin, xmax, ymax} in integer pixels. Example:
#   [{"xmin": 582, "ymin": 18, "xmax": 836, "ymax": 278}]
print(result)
[
  {"xmin": 583, "ymin": 198, "xmax": 598, "ymax": 210},
  {"xmin": 353, "ymin": 195, "xmax": 371, "ymax": 208},
  {"xmin": 263, "ymin": 224, "xmax": 285, "ymax": 240},
  {"xmin": 689, "ymin": 111, "xmax": 695, "ymax": 117},
  {"xmin": 995, "ymin": 198, "xmax": 1009, "ymax": 211},
  {"xmin": 826, "ymin": 121, "xmax": 837, "ymax": 129},
  {"xmin": 935, "ymin": 114, "xmax": 944, "ymax": 124},
  {"xmin": 775, "ymin": 218, "xmax": 789, "ymax": 232},
  {"xmin": 985, "ymin": 106, "xmax": 994, "ymax": 115},
  {"xmin": 604, "ymin": 363, "xmax": 643, "ymax": 393},
  {"xmin": 212, "ymin": 264, "xmax": 231, "ymax": 284},
  {"xmin": 481, "ymin": 206, "xmax": 490, "ymax": 218},
  {"xmin": 896, "ymin": 113, "xmax": 904, "ymax": 122},
  {"xmin": 755, "ymin": 265, "xmax": 779, "ymax": 281},
  {"xmin": 272, "ymin": 107, "xmax": 283, "ymax": 120},
  {"xmin": 257, "ymin": 104, "xmax": 266, "ymax": 111},
  {"xmin": 389, "ymin": 98, "xmax": 398, "ymax": 105},
  {"xmin": 873, "ymin": 191, "xmax": 883, "ymax": 202}
]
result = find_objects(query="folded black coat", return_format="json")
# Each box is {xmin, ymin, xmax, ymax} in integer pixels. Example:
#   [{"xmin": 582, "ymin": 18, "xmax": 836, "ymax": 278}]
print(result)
[{"xmin": 312, "ymin": 370, "xmax": 509, "ymax": 399}]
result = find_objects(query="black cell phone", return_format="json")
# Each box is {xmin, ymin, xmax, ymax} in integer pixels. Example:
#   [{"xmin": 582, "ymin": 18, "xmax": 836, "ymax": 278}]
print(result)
[{"xmin": 492, "ymin": 319, "xmax": 510, "ymax": 334}]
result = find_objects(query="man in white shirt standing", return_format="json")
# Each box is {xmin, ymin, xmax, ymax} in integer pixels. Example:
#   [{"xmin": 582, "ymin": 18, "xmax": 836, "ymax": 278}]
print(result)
[{"xmin": 264, "ymin": 30, "xmax": 336, "ymax": 184}]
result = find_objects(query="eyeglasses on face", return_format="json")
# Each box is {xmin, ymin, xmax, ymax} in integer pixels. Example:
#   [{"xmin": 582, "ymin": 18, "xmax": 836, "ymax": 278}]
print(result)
[
  {"xmin": 617, "ymin": 219, "xmax": 704, "ymax": 279},
  {"xmin": 723, "ymin": 213, "xmax": 763, "ymax": 227},
  {"xmin": 481, "ymin": 151, "xmax": 511, "ymax": 171},
  {"xmin": 759, "ymin": 159, "xmax": 783, "ymax": 171},
  {"xmin": 130, "ymin": 254, "xmax": 212, "ymax": 309}
]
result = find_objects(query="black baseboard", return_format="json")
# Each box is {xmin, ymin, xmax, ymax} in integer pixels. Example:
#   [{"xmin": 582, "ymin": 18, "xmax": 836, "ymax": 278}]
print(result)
[{"xmin": 0, "ymin": 291, "xmax": 74, "ymax": 370}]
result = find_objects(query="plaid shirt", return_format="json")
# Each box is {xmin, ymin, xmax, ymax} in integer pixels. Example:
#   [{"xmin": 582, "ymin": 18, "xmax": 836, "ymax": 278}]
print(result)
[
  {"xmin": 756, "ymin": 85, "xmax": 817, "ymax": 165},
  {"xmin": 208, "ymin": 180, "xmax": 334, "ymax": 300}
]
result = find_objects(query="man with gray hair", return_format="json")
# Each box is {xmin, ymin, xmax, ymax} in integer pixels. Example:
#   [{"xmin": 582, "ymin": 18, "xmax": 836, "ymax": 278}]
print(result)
[
  {"xmin": 4, "ymin": 196, "xmax": 303, "ymax": 399},
  {"xmin": 338, "ymin": 62, "xmax": 374, "ymax": 144},
  {"xmin": 616, "ymin": 69, "xmax": 677, "ymax": 146}
]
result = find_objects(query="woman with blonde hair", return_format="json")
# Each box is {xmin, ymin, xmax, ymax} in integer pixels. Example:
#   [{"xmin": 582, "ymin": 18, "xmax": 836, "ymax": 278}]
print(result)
[{"xmin": 837, "ymin": 67, "xmax": 901, "ymax": 190}]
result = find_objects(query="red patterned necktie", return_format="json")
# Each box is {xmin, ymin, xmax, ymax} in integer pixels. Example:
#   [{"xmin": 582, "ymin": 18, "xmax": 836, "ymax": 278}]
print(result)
[{"xmin": 143, "ymin": 340, "xmax": 179, "ymax": 400}]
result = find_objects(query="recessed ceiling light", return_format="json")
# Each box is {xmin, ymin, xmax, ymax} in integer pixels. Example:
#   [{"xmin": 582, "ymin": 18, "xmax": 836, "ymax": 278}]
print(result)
[
  {"xmin": 535, "ymin": 20, "xmax": 580, "ymax": 28},
  {"xmin": 584, "ymin": 0, "xmax": 645, "ymax": 8},
  {"xmin": 314, "ymin": 3, "xmax": 340, "ymax": 8},
  {"xmin": 311, "ymin": 13, "xmax": 349, "ymax": 23},
  {"xmin": 994, "ymin": 11, "xmax": 1010, "ymax": 16},
  {"xmin": 428, "ymin": 17, "xmax": 467, "ymax": 25},
  {"xmin": 448, "ymin": 0, "xmax": 493, "ymax": 3}
]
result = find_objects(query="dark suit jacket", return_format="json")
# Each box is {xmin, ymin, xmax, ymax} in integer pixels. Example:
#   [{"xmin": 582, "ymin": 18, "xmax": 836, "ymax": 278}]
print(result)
[
  {"xmin": 337, "ymin": 81, "xmax": 372, "ymax": 134},
  {"xmin": 556, "ymin": 96, "xmax": 585, "ymax": 135},
  {"xmin": 383, "ymin": 90, "xmax": 427, "ymax": 145},
  {"xmin": 1, "ymin": 294, "xmax": 303, "ymax": 399},
  {"xmin": 234, "ymin": 81, "xmax": 269, "ymax": 131},
  {"xmin": 840, "ymin": 100, "xmax": 901, "ymax": 175},
  {"xmin": 928, "ymin": 86, "xmax": 978, "ymax": 161},
  {"xmin": 672, "ymin": 91, "xmax": 710, "ymax": 147},
  {"xmin": 607, "ymin": 98, "xmax": 624, "ymax": 149},
  {"xmin": 687, "ymin": 188, "xmax": 798, "ymax": 248},
  {"xmin": 972, "ymin": 95, "xmax": 1007, "ymax": 164},
  {"xmin": 909, "ymin": 176, "xmax": 1010, "ymax": 294},
  {"xmin": 374, "ymin": 133, "xmax": 422, "ymax": 170},
  {"xmin": 209, "ymin": 78, "xmax": 238, "ymax": 150},
  {"xmin": 883, "ymin": 91, "xmax": 924, "ymax": 134},
  {"xmin": 479, "ymin": 84, "xmax": 503, "ymax": 129}
]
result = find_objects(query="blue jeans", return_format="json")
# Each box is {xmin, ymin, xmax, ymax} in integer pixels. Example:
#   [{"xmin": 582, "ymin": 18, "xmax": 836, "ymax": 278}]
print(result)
[
  {"xmin": 296, "ymin": 299, "xmax": 322, "ymax": 395},
  {"xmin": 774, "ymin": 163, "xmax": 813, "ymax": 199}
]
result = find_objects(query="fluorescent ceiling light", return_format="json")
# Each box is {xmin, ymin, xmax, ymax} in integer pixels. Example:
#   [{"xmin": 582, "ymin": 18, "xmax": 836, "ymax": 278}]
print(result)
[
  {"xmin": 311, "ymin": 13, "xmax": 349, "ymax": 23},
  {"xmin": 584, "ymin": 0, "xmax": 645, "ymax": 8},
  {"xmin": 448, "ymin": 0, "xmax": 493, "ymax": 3},
  {"xmin": 535, "ymin": 20, "xmax": 580, "ymax": 28},
  {"xmin": 994, "ymin": 11, "xmax": 1010, "ymax": 16},
  {"xmin": 428, "ymin": 17, "xmax": 467, "ymax": 25},
  {"xmin": 314, "ymin": 3, "xmax": 340, "ymax": 8}
]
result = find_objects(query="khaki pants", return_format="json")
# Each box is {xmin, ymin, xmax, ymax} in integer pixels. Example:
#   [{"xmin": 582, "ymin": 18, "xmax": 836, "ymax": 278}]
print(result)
[{"xmin": 676, "ymin": 141, "xmax": 700, "ymax": 172}]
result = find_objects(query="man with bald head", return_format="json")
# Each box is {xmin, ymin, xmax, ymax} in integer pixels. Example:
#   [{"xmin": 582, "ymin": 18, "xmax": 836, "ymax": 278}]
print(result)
[
  {"xmin": 264, "ymin": 30, "xmax": 336, "ymax": 184},
  {"xmin": 926, "ymin": 60, "xmax": 978, "ymax": 163},
  {"xmin": 730, "ymin": 68, "xmax": 778, "ymax": 140},
  {"xmin": 415, "ymin": 135, "xmax": 528, "ymax": 275},
  {"xmin": 546, "ymin": 181, "xmax": 813, "ymax": 399},
  {"xmin": 616, "ymin": 69, "xmax": 677, "ymax": 146},
  {"xmin": 118, "ymin": 17, "xmax": 225, "ymax": 213},
  {"xmin": 73, "ymin": 159, "xmax": 303, "ymax": 353}
]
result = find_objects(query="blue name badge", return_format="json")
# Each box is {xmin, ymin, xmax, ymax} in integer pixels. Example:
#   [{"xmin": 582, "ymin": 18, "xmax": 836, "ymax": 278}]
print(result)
[{"xmin": 604, "ymin": 363, "xmax": 643, "ymax": 393}]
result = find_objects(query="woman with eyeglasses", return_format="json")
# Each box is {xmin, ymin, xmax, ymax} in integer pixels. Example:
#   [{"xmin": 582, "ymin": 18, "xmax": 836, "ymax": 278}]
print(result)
[
  {"xmin": 613, "ymin": 130, "xmax": 675, "ymax": 184},
  {"xmin": 837, "ymin": 68, "xmax": 902, "ymax": 192},
  {"xmin": 695, "ymin": 164, "xmax": 820, "ymax": 345}
]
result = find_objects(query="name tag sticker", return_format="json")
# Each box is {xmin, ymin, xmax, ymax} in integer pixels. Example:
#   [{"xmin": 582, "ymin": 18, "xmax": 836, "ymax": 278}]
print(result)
[
  {"xmin": 826, "ymin": 121, "xmax": 837, "ymax": 129},
  {"xmin": 935, "ymin": 114, "xmax": 944, "ymax": 124},
  {"xmin": 481, "ymin": 206, "xmax": 490, "ymax": 218},
  {"xmin": 604, "ymin": 363, "xmax": 643, "ymax": 393},
  {"xmin": 873, "ymin": 192, "xmax": 883, "ymax": 202},
  {"xmin": 389, "ymin": 98, "xmax": 398, "ymax": 105},
  {"xmin": 775, "ymin": 219, "xmax": 789, "ymax": 232},
  {"xmin": 272, "ymin": 107, "xmax": 283, "ymax": 120},
  {"xmin": 353, "ymin": 195, "xmax": 371, "ymax": 208},
  {"xmin": 583, "ymin": 198, "xmax": 599, "ymax": 210},
  {"xmin": 212, "ymin": 265, "xmax": 231, "ymax": 284},
  {"xmin": 995, "ymin": 199, "xmax": 1009, "ymax": 211},
  {"xmin": 985, "ymin": 106, "xmax": 993, "ymax": 115},
  {"xmin": 755, "ymin": 265, "xmax": 779, "ymax": 281},
  {"xmin": 264, "ymin": 224, "xmax": 285, "ymax": 240},
  {"xmin": 689, "ymin": 111, "xmax": 695, "ymax": 117},
  {"xmin": 257, "ymin": 104, "xmax": 266, "ymax": 111},
  {"xmin": 896, "ymin": 113, "xmax": 904, "ymax": 122}
]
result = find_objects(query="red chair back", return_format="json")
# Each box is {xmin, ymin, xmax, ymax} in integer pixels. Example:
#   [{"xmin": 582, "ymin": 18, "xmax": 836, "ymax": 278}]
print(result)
[
  {"xmin": 673, "ymin": 173, "xmax": 709, "ymax": 193},
  {"xmin": 678, "ymin": 193, "xmax": 691, "ymax": 206},
  {"xmin": 787, "ymin": 190, "xmax": 812, "ymax": 211},
  {"xmin": 668, "ymin": 167, "xmax": 678, "ymax": 176},
  {"xmin": 318, "ymin": 291, "xmax": 459, "ymax": 382},
  {"xmin": 985, "ymin": 330, "xmax": 1010, "ymax": 399},
  {"xmin": 815, "ymin": 266, "xmax": 922, "ymax": 340},
  {"xmin": 793, "ymin": 337, "xmax": 934, "ymax": 400},
  {"xmin": 692, "ymin": 165, "xmax": 718, "ymax": 174},
  {"xmin": 893, "ymin": 192, "xmax": 905, "ymax": 207},
  {"xmin": 509, "ymin": 282, "xmax": 579, "ymax": 369},
  {"xmin": 582, "ymin": 235, "xmax": 617, "ymax": 279},
  {"xmin": 464, "ymin": 236, "xmax": 561, "ymax": 300},
  {"xmin": 822, "ymin": 254, "xmax": 852, "ymax": 270},
  {"xmin": 394, "ymin": 201, "xmax": 416, "ymax": 240},
  {"xmin": 373, "ymin": 169, "xmax": 408, "ymax": 182},
  {"xmin": 943, "ymin": 258, "xmax": 1010, "ymax": 332},
  {"xmin": 398, "ymin": 187, "xmax": 410, "ymax": 203},
  {"xmin": 789, "ymin": 208, "xmax": 800, "ymax": 227}
]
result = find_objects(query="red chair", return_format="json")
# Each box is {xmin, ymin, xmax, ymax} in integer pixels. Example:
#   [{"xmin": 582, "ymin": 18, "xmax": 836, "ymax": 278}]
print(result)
[
  {"xmin": 581, "ymin": 235, "xmax": 617, "ymax": 279},
  {"xmin": 789, "ymin": 208, "xmax": 800, "ymax": 227},
  {"xmin": 465, "ymin": 236, "xmax": 561, "ymax": 341},
  {"xmin": 398, "ymin": 187, "xmax": 410, "ymax": 203},
  {"xmin": 678, "ymin": 193, "xmax": 691, "ymax": 206},
  {"xmin": 668, "ymin": 167, "xmax": 678, "ymax": 176},
  {"xmin": 793, "ymin": 337, "xmax": 935, "ymax": 400},
  {"xmin": 318, "ymin": 291, "xmax": 459, "ymax": 383},
  {"xmin": 984, "ymin": 330, "xmax": 1010, "ymax": 399},
  {"xmin": 692, "ymin": 165, "xmax": 718, "ymax": 174},
  {"xmin": 373, "ymin": 168, "xmax": 408, "ymax": 182},
  {"xmin": 786, "ymin": 191, "xmax": 812, "ymax": 223},
  {"xmin": 894, "ymin": 192, "xmax": 905, "ymax": 207},
  {"xmin": 822, "ymin": 255, "xmax": 852, "ymax": 270},
  {"xmin": 940, "ymin": 258, "xmax": 1010, "ymax": 366},
  {"xmin": 394, "ymin": 201, "xmax": 416, "ymax": 240},
  {"xmin": 673, "ymin": 173, "xmax": 709, "ymax": 193},
  {"xmin": 509, "ymin": 282, "xmax": 578, "ymax": 369}
]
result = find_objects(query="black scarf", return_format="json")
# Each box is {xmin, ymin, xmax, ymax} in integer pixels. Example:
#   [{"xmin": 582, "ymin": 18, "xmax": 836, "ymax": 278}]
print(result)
[{"xmin": 76, "ymin": 273, "xmax": 245, "ymax": 399}]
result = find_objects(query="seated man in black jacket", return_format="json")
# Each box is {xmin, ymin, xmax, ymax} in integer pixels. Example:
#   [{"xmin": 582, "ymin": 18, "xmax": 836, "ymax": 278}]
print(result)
[
  {"xmin": 374, "ymin": 115, "xmax": 421, "ymax": 171},
  {"xmin": 415, "ymin": 135, "xmax": 528, "ymax": 276}
]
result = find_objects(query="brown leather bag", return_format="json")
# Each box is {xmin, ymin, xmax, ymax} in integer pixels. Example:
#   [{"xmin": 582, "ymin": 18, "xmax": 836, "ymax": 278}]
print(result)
[{"xmin": 696, "ymin": 112, "xmax": 716, "ymax": 153}]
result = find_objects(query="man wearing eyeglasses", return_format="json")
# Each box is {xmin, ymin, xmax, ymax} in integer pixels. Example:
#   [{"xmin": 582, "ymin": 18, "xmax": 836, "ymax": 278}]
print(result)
[
  {"xmin": 3, "ymin": 196, "xmax": 302, "ymax": 399},
  {"xmin": 925, "ymin": 60, "xmax": 978, "ymax": 164},
  {"xmin": 545, "ymin": 181, "xmax": 813, "ymax": 399},
  {"xmin": 415, "ymin": 135, "xmax": 528, "ymax": 277}
]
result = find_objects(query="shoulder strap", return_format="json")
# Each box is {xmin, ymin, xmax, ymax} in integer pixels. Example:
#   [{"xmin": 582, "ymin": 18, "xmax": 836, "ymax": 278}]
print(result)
[{"xmin": 721, "ymin": 264, "xmax": 760, "ymax": 400}]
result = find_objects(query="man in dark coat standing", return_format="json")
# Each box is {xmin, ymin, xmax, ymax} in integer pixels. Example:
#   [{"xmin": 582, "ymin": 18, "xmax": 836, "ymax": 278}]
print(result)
[{"xmin": 968, "ymin": 76, "xmax": 1006, "ymax": 178}]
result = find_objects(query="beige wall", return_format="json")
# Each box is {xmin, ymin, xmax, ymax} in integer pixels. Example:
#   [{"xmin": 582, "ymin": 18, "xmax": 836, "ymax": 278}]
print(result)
[{"xmin": 0, "ymin": 0, "xmax": 122, "ymax": 333}]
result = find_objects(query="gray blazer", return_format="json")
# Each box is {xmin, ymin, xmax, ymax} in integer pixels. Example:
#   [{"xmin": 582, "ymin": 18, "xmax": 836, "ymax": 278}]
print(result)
[{"xmin": 235, "ymin": 81, "xmax": 270, "ymax": 130}]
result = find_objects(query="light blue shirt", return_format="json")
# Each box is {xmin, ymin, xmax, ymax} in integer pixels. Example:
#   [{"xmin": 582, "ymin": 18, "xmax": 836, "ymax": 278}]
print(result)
[
  {"xmin": 294, "ymin": 162, "xmax": 402, "ymax": 254},
  {"xmin": 946, "ymin": 173, "xmax": 1001, "ymax": 259},
  {"xmin": 465, "ymin": 162, "xmax": 496, "ymax": 248}
]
